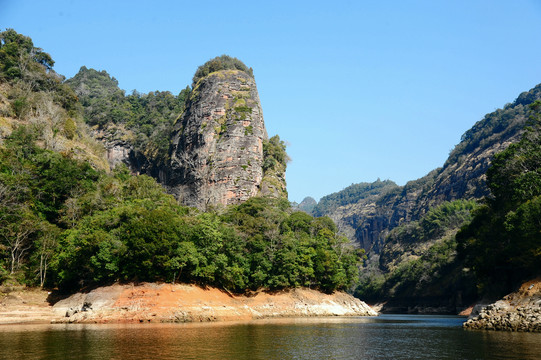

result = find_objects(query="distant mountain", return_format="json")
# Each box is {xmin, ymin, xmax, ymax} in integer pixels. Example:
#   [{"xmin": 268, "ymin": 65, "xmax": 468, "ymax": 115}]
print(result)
[{"xmin": 293, "ymin": 196, "xmax": 317, "ymax": 213}]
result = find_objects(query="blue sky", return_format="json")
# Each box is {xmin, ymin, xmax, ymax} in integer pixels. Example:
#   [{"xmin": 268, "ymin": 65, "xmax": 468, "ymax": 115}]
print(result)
[{"xmin": 3, "ymin": 0, "xmax": 541, "ymax": 203}]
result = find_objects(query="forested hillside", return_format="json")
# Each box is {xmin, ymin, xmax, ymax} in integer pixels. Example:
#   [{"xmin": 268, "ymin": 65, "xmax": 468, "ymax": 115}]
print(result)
[
  {"xmin": 0, "ymin": 128, "xmax": 361, "ymax": 292},
  {"xmin": 312, "ymin": 180, "xmax": 398, "ymax": 217},
  {"xmin": 316, "ymin": 84, "xmax": 539, "ymax": 255},
  {"xmin": 0, "ymin": 29, "xmax": 106, "ymax": 169},
  {"xmin": 66, "ymin": 67, "xmax": 191, "ymax": 170},
  {"xmin": 355, "ymin": 199, "xmax": 479, "ymax": 310},
  {"xmin": 0, "ymin": 30, "xmax": 361, "ymax": 294}
]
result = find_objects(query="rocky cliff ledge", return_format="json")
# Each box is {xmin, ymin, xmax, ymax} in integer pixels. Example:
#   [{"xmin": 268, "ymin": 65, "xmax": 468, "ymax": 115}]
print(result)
[
  {"xmin": 168, "ymin": 70, "xmax": 268, "ymax": 209},
  {"xmin": 463, "ymin": 278, "xmax": 541, "ymax": 332}
]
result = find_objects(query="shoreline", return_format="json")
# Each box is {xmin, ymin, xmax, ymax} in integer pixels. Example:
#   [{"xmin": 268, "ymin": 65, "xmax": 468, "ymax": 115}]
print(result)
[
  {"xmin": 463, "ymin": 278, "xmax": 541, "ymax": 332},
  {"xmin": 0, "ymin": 283, "xmax": 377, "ymax": 325}
]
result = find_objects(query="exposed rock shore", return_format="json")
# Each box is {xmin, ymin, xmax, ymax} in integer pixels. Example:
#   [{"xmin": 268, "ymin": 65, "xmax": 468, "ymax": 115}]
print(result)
[
  {"xmin": 1, "ymin": 283, "xmax": 377, "ymax": 325},
  {"xmin": 463, "ymin": 278, "xmax": 541, "ymax": 332}
]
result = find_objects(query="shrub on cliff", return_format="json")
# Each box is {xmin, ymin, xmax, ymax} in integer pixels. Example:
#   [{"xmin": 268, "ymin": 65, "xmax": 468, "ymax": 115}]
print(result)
[{"xmin": 192, "ymin": 55, "xmax": 254, "ymax": 85}]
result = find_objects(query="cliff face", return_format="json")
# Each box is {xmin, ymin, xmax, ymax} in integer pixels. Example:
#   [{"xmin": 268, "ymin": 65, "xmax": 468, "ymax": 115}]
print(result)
[
  {"xmin": 334, "ymin": 135, "xmax": 518, "ymax": 256},
  {"xmin": 168, "ymin": 70, "xmax": 268, "ymax": 208},
  {"xmin": 352, "ymin": 134, "xmax": 512, "ymax": 255},
  {"xmin": 90, "ymin": 124, "xmax": 134, "ymax": 169}
]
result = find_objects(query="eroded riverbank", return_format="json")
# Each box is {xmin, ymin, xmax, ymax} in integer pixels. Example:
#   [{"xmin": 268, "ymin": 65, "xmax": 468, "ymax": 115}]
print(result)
[
  {"xmin": 464, "ymin": 278, "xmax": 541, "ymax": 332},
  {"xmin": 0, "ymin": 283, "xmax": 377, "ymax": 324}
]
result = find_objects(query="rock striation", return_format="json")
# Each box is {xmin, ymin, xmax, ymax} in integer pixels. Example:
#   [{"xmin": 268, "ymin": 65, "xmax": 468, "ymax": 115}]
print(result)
[
  {"xmin": 167, "ymin": 70, "xmax": 268, "ymax": 208},
  {"xmin": 91, "ymin": 124, "xmax": 134, "ymax": 169},
  {"xmin": 463, "ymin": 278, "xmax": 541, "ymax": 332}
]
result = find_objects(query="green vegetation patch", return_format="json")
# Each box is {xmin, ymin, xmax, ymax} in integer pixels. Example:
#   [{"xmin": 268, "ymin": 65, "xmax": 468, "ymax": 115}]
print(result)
[
  {"xmin": 234, "ymin": 98, "xmax": 246, "ymax": 107},
  {"xmin": 231, "ymin": 90, "xmax": 250, "ymax": 99},
  {"xmin": 235, "ymin": 106, "xmax": 252, "ymax": 114},
  {"xmin": 0, "ymin": 127, "xmax": 363, "ymax": 294},
  {"xmin": 192, "ymin": 55, "xmax": 254, "ymax": 86}
]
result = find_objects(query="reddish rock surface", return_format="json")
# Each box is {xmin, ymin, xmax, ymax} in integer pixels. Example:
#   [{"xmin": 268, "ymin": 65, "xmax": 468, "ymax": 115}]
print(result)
[{"xmin": 1, "ymin": 284, "xmax": 377, "ymax": 325}]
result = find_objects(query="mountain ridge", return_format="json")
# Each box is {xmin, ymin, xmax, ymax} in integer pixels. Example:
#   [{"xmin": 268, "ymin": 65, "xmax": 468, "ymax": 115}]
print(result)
[{"xmin": 313, "ymin": 83, "xmax": 541, "ymax": 255}]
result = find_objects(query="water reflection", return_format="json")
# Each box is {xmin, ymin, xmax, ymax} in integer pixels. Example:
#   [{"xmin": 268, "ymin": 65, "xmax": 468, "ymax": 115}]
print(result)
[{"xmin": 0, "ymin": 316, "xmax": 540, "ymax": 359}]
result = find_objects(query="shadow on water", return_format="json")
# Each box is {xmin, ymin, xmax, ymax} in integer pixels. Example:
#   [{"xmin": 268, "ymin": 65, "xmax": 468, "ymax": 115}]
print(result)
[{"xmin": 0, "ymin": 315, "xmax": 540, "ymax": 360}]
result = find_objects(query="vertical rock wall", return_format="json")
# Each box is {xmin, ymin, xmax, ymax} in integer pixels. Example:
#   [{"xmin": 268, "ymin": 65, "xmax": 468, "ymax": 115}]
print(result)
[{"xmin": 168, "ymin": 70, "xmax": 268, "ymax": 208}]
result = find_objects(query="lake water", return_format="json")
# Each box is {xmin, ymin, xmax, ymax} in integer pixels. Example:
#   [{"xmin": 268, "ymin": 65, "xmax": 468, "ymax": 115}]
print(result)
[{"xmin": 0, "ymin": 315, "xmax": 540, "ymax": 359}]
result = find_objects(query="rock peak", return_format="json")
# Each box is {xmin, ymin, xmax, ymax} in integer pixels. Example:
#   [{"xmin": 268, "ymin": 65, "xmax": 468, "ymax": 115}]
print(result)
[{"xmin": 168, "ymin": 69, "xmax": 268, "ymax": 208}]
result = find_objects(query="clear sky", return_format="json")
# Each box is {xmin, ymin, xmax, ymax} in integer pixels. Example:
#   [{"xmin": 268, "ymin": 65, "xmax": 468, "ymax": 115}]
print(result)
[{"xmin": 3, "ymin": 0, "xmax": 541, "ymax": 203}]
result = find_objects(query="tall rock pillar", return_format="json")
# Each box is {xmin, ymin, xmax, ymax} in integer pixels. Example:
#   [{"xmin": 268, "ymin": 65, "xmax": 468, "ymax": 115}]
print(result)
[{"xmin": 168, "ymin": 69, "xmax": 268, "ymax": 208}]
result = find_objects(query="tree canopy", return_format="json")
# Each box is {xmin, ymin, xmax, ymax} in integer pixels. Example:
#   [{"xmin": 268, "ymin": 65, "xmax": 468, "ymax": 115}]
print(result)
[{"xmin": 0, "ymin": 29, "xmax": 54, "ymax": 80}]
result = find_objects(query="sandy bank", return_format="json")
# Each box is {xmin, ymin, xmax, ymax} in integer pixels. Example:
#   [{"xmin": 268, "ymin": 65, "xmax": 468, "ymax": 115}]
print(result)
[
  {"xmin": 0, "ymin": 287, "xmax": 54, "ymax": 324},
  {"xmin": 1, "ymin": 284, "xmax": 377, "ymax": 325}
]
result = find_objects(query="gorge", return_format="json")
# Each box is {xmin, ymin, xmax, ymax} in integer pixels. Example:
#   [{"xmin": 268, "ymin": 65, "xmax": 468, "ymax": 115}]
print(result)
[{"xmin": 1, "ymin": 29, "xmax": 540, "ymax": 332}]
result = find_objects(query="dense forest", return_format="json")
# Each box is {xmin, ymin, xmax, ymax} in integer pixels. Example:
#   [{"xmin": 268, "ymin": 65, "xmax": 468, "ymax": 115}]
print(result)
[
  {"xmin": 0, "ymin": 128, "xmax": 361, "ymax": 292},
  {"xmin": 0, "ymin": 30, "xmax": 362, "ymax": 294}
]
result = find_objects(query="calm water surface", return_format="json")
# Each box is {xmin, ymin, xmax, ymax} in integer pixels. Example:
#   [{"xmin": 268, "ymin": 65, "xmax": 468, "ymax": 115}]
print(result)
[{"xmin": 0, "ymin": 315, "xmax": 540, "ymax": 359}]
